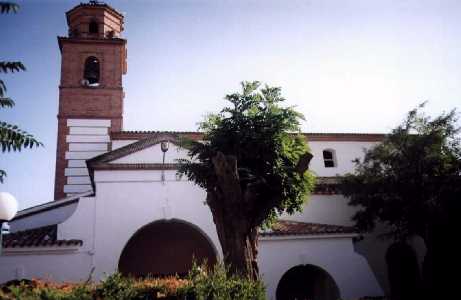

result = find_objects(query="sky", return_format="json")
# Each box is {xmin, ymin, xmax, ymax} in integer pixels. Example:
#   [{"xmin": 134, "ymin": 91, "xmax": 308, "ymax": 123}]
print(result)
[{"xmin": 1, "ymin": 0, "xmax": 460, "ymax": 209}]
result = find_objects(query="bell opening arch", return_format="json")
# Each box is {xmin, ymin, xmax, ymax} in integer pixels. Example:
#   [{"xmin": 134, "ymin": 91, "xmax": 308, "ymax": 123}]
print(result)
[{"xmin": 118, "ymin": 219, "xmax": 218, "ymax": 278}]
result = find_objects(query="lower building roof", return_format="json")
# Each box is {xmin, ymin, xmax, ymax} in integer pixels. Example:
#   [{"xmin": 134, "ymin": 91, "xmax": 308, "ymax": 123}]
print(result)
[
  {"xmin": 2, "ymin": 225, "xmax": 82, "ymax": 248},
  {"xmin": 261, "ymin": 220, "xmax": 357, "ymax": 237}
]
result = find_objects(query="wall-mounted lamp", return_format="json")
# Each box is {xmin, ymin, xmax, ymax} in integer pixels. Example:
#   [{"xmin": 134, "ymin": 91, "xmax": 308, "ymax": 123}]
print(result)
[
  {"xmin": 0, "ymin": 192, "xmax": 18, "ymax": 255},
  {"xmin": 161, "ymin": 141, "xmax": 169, "ymax": 183}
]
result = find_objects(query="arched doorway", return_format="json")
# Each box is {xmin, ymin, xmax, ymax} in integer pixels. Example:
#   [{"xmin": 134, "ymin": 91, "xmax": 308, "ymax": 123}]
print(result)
[
  {"xmin": 276, "ymin": 264, "xmax": 340, "ymax": 300},
  {"xmin": 386, "ymin": 242, "xmax": 421, "ymax": 300},
  {"xmin": 118, "ymin": 220, "xmax": 217, "ymax": 277}
]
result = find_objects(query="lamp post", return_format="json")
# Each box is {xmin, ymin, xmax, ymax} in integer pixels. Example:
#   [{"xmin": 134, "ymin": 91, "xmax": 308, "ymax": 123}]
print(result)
[{"xmin": 0, "ymin": 192, "xmax": 18, "ymax": 255}]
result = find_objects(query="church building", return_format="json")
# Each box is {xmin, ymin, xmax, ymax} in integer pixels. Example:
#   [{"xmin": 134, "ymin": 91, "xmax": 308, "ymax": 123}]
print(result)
[{"xmin": 1, "ymin": 2, "xmax": 423, "ymax": 299}]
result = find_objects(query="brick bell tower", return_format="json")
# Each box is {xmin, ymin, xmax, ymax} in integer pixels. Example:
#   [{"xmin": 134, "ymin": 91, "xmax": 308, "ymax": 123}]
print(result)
[{"xmin": 54, "ymin": 1, "xmax": 127, "ymax": 199}]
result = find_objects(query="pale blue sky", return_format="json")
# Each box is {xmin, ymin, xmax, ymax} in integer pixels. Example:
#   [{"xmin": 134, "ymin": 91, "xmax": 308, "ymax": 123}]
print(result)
[{"xmin": 1, "ymin": 0, "xmax": 460, "ymax": 209}]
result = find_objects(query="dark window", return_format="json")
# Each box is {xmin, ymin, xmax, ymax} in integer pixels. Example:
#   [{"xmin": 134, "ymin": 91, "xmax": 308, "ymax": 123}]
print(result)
[
  {"xmin": 89, "ymin": 21, "xmax": 98, "ymax": 34},
  {"xmin": 323, "ymin": 150, "xmax": 336, "ymax": 168},
  {"xmin": 83, "ymin": 56, "xmax": 100, "ymax": 85}
]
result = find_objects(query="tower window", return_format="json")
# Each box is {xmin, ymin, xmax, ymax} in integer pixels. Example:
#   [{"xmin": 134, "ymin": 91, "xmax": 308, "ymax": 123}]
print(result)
[
  {"xmin": 89, "ymin": 20, "xmax": 99, "ymax": 34},
  {"xmin": 323, "ymin": 149, "xmax": 336, "ymax": 168},
  {"xmin": 83, "ymin": 56, "xmax": 100, "ymax": 86}
]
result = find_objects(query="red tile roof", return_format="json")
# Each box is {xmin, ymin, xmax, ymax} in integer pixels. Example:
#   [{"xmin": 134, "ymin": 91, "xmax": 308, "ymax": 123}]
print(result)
[
  {"xmin": 261, "ymin": 220, "xmax": 356, "ymax": 236},
  {"xmin": 2, "ymin": 225, "xmax": 83, "ymax": 248}
]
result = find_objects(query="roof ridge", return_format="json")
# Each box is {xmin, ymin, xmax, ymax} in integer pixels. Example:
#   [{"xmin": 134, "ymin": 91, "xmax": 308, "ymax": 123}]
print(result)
[{"xmin": 87, "ymin": 132, "xmax": 181, "ymax": 165}]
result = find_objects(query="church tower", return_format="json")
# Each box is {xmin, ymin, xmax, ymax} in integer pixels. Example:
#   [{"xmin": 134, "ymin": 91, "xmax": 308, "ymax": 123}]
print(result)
[{"xmin": 54, "ymin": 1, "xmax": 127, "ymax": 199}]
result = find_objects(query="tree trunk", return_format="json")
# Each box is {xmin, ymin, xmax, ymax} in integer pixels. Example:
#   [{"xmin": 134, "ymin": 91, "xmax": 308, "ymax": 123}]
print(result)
[
  {"xmin": 206, "ymin": 152, "xmax": 259, "ymax": 279},
  {"xmin": 206, "ymin": 151, "xmax": 312, "ymax": 279}
]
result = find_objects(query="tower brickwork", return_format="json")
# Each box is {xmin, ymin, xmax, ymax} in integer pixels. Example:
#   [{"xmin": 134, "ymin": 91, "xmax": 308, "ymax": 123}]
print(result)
[{"xmin": 54, "ymin": 1, "xmax": 127, "ymax": 199}]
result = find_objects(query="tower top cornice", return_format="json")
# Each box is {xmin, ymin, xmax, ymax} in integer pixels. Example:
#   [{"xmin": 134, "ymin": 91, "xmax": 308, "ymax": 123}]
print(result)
[
  {"xmin": 65, "ymin": 1, "xmax": 124, "ymax": 39},
  {"xmin": 66, "ymin": 1, "xmax": 124, "ymax": 20}
]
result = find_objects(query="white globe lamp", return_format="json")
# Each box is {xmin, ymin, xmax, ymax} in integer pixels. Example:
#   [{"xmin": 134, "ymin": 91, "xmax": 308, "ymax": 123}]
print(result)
[
  {"xmin": 0, "ymin": 192, "xmax": 18, "ymax": 255},
  {"xmin": 0, "ymin": 192, "xmax": 18, "ymax": 222}
]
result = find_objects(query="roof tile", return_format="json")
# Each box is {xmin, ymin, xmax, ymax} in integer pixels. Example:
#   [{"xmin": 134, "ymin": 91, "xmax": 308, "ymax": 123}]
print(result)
[
  {"xmin": 261, "ymin": 220, "xmax": 356, "ymax": 236},
  {"xmin": 2, "ymin": 225, "xmax": 82, "ymax": 248}
]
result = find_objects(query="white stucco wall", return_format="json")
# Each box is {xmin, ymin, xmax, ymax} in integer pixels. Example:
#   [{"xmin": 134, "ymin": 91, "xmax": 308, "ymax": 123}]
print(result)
[
  {"xmin": 111, "ymin": 143, "xmax": 188, "ymax": 164},
  {"xmin": 308, "ymin": 141, "xmax": 377, "ymax": 177},
  {"xmin": 112, "ymin": 139, "xmax": 138, "ymax": 150},
  {"xmin": 282, "ymin": 194, "xmax": 357, "ymax": 226},
  {"xmin": 0, "ymin": 250, "xmax": 92, "ymax": 283},
  {"xmin": 260, "ymin": 236, "xmax": 383, "ymax": 300},
  {"xmin": 109, "ymin": 139, "xmax": 378, "ymax": 177},
  {"xmin": 0, "ymin": 138, "xmax": 387, "ymax": 298},
  {"xmin": 90, "ymin": 169, "xmax": 222, "ymax": 280}
]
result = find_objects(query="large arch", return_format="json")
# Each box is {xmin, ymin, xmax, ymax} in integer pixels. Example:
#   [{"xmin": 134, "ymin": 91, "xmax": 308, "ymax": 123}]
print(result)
[
  {"xmin": 276, "ymin": 264, "xmax": 340, "ymax": 300},
  {"xmin": 118, "ymin": 219, "xmax": 217, "ymax": 277}
]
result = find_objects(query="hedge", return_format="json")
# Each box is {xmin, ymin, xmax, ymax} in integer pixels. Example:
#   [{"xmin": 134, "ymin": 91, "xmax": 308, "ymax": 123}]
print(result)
[{"xmin": 0, "ymin": 264, "xmax": 266, "ymax": 300}]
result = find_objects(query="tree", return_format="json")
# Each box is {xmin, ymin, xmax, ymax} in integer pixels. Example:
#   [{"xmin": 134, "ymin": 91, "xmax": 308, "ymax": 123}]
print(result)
[
  {"xmin": 178, "ymin": 81, "xmax": 315, "ymax": 279},
  {"xmin": 1, "ymin": 2, "xmax": 42, "ymax": 183},
  {"xmin": 340, "ymin": 103, "xmax": 461, "ymax": 298}
]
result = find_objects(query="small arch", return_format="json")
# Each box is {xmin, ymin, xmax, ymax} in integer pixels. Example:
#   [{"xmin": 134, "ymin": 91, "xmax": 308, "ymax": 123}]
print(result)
[
  {"xmin": 386, "ymin": 242, "xmax": 422, "ymax": 299},
  {"xmin": 83, "ymin": 56, "xmax": 100, "ymax": 86},
  {"xmin": 89, "ymin": 20, "xmax": 99, "ymax": 34},
  {"xmin": 118, "ymin": 219, "xmax": 218, "ymax": 278},
  {"xmin": 276, "ymin": 264, "xmax": 340, "ymax": 300},
  {"xmin": 322, "ymin": 149, "xmax": 336, "ymax": 168}
]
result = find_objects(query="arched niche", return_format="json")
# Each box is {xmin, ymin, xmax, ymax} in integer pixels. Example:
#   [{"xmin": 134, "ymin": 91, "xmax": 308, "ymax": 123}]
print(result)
[
  {"xmin": 118, "ymin": 219, "xmax": 217, "ymax": 278},
  {"xmin": 276, "ymin": 264, "xmax": 340, "ymax": 300}
]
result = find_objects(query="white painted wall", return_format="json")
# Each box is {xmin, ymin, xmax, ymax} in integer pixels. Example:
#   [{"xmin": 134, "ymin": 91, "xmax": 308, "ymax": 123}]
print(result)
[
  {"xmin": 259, "ymin": 236, "xmax": 383, "ymax": 300},
  {"xmin": 112, "ymin": 139, "xmax": 138, "ymax": 150},
  {"xmin": 111, "ymin": 143, "xmax": 188, "ymax": 164},
  {"xmin": 90, "ymin": 169, "xmax": 221, "ymax": 279},
  {"xmin": 0, "ymin": 250, "xmax": 92, "ymax": 284},
  {"xmin": 1, "ymin": 138, "xmax": 388, "ymax": 298},
  {"xmin": 308, "ymin": 141, "xmax": 378, "ymax": 177},
  {"xmin": 282, "ymin": 194, "xmax": 357, "ymax": 226}
]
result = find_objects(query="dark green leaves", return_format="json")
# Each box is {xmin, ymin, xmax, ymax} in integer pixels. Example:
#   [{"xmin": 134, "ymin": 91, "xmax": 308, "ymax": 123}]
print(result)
[
  {"xmin": 0, "ymin": 62, "xmax": 26, "ymax": 73},
  {"xmin": 179, "ymin": 81, "xmax": 315, "ymax": 226},
  {"xmin": 1, "ymin": 3, "xmax": 42, "ymax": 183},
  {"xmin": 0, "ymin": 121, "xmax": 43, "ymax": 152},
  {"xmin": 340, "ymin": 104, "xmax": 461, "ymax": 240},
  {"xmin": 0, "ymin": 2, "xmax": 19, "ymax": 14}
]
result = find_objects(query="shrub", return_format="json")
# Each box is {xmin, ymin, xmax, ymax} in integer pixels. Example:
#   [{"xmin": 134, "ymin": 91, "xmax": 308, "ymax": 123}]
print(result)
[
  {"xmin": 0, "ymin": 263, "xmax": 266, "ymax": 300},
  {"xmin": 184, "ymin": 263, "xmax": 266, "ymax": 300}
]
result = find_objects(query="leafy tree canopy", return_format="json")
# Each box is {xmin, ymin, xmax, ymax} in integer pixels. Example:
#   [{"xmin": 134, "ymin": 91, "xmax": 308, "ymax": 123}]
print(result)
[
  {"xmin": 179, "ymin": 81, "xmax": 315, "ymax": 277},
  {"xmin": 340, "ymin": 103, "xmax": 461, "ymax": 241},
  {"xmin": 1, "ymin": 2, "xmax": 42, "ymax": 183},
  {"xmin": 179, "ymin": 81, "xmax": 315, "ymax": 226}
]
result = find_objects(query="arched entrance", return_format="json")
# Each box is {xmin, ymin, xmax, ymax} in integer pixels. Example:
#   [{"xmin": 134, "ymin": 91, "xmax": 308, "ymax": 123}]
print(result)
[
  {"xmin": 276, "ymin": 264, "xmax": 340, "ymax": 300},
  {"xmin": 118, "ymin": 219, "xmax": 217, "ymax": 277}
]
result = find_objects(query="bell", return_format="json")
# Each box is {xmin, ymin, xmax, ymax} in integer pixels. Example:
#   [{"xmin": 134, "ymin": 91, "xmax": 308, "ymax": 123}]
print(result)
[{"xmin": 85, "ymin": 71, "xmax": 99, "ymax": 84}]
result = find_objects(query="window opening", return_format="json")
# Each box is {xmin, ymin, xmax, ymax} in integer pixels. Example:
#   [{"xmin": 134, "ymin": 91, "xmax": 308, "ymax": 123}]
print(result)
[{"xmin": 323, "ymin": 150, "xmax": 336, "ymax": 168}]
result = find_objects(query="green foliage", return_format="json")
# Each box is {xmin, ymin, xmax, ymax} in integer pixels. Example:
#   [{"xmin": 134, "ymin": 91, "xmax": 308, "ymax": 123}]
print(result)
[
  {"xmin": 0, "ymin": 3, "xmax": 41, "ymax": 183},
  {"xmin": 340, "ymin": 103, "xmax": 461, "ymax": 240},
  {"xmin": 0, "ymin": 2, "xmax": 19, "ymax": 14},
  {"xmin": 185, "ymin": 263, "xmax": 266, "ymax": 300},
  {"xmin": 0, "ymin": 265, "xmax": 266, "ymax": 300},
  {"xmin": 95, "ymin": 273, "xmax": 140, "ymax": 300},
  {"xmin": 178, "ymin": 81, "xmax": 315, "ymax": 226}
]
